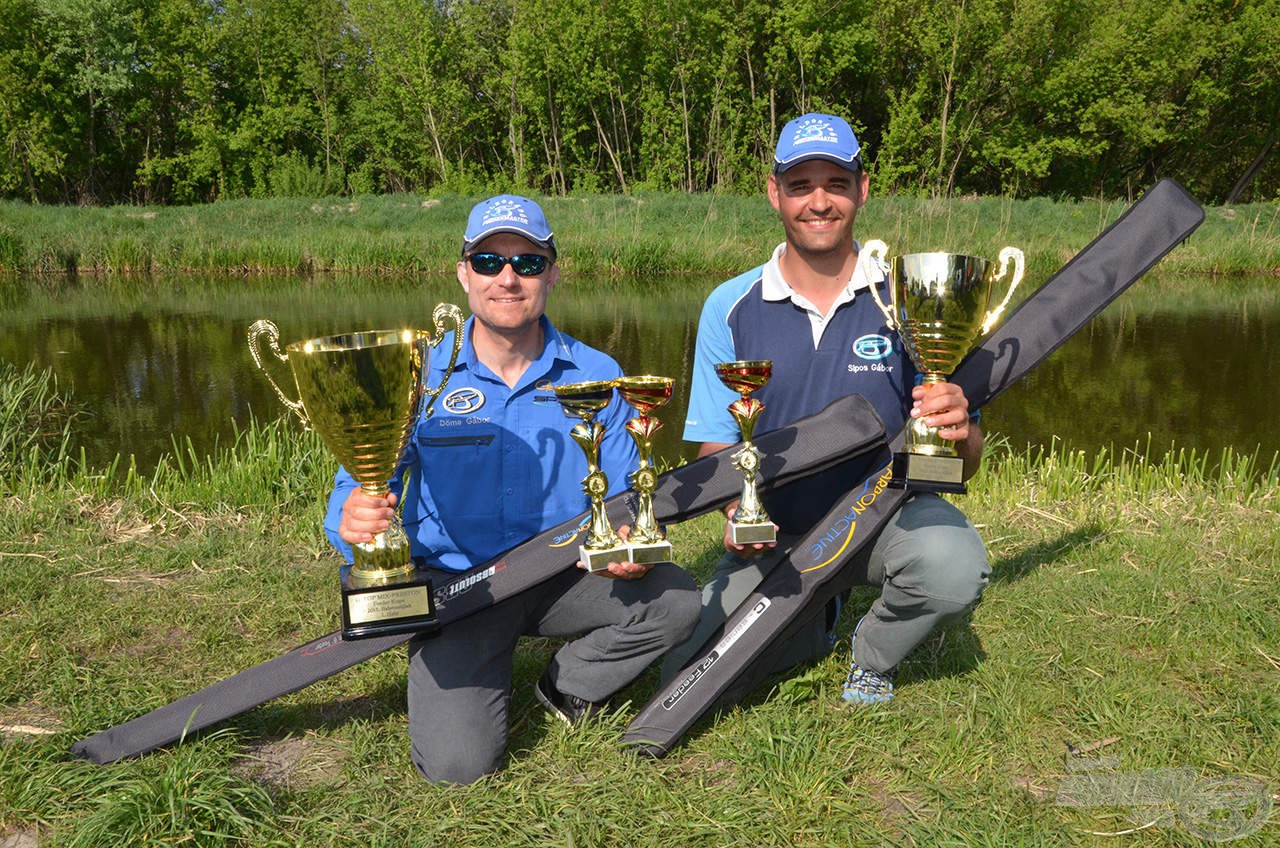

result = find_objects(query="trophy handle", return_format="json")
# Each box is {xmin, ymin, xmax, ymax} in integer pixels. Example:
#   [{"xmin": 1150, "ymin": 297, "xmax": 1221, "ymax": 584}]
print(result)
[
  {"xmin": 981, "ymin": 247, "xmax": 1025, "ymax": 335},
  {"xmin": 421, "ymin": 303, "xmax": 465, "ymax": 418},
  {"xmin": 246, "ymin": 319, "xmax": 309, "ymax": 428},
  {"xmin": 861, "ymin": 239, "xmax": 897, "ymax": 329}
]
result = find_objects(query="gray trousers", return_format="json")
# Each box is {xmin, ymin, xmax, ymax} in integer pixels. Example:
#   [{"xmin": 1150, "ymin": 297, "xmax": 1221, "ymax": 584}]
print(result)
[
  {"xmin": 408, "ymin": 562, "xmax": 699, "ymax": 784},
  {"xmin": 660, "ymin": 493, "xmax": 989, "ymax": 693}
]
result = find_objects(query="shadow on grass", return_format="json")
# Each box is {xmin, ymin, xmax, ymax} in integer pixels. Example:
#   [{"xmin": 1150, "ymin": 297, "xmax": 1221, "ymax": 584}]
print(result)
[{"xmin": 988, "ymin": 523, "xmax": 1106, "ymax": 585}]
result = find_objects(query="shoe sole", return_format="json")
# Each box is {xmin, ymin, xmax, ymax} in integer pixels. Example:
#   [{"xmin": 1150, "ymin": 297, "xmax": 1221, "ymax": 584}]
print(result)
[{"xmin": 534, "ymin": 680, "xmax": 575, "ymax": 727}]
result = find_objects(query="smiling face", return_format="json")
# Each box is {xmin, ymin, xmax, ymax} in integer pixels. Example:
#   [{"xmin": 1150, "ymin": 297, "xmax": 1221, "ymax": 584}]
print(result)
[
  {"xmin": 767, "ymin": 159, "xmax": 870, "ymax": 261},
  {"xmin": 456, "ymin": 232, "xmax": 558, "ymax": 341}
]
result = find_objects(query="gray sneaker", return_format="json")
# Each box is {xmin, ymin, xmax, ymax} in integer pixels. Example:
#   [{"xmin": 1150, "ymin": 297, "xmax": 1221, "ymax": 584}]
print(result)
[{"xmin": 841, "ymin": 616, "xmax": 895, "ymax": 705}]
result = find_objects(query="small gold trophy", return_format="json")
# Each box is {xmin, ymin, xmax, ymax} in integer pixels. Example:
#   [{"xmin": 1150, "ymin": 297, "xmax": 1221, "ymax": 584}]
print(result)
[
  {"xmin": 247, "ymin": 303, "xmax": 464, "ymax": 639},
  {"xmin": 554, "ymin": 379, "xmax": 629, "ymax": 572},
  {"xmin": 614, "ymin": 375, "xmax": 675, "ymax": 565},
  {"xmin": 714, "ymin": 360, "xmax": 776, "ymax": 545},
  {"xmin": 863, "ymin": 240, "xmax": 1024, "ymax": 493}
]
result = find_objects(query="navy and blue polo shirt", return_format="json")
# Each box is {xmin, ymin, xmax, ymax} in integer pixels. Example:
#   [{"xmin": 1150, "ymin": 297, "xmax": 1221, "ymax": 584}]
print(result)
[
  {"xmin": 325, "ymin": 315, "xmax": 637, "ymax": 572},
  {"xmin": 684, "ymin": 243, "xmax": 918, "ymax": 531}
]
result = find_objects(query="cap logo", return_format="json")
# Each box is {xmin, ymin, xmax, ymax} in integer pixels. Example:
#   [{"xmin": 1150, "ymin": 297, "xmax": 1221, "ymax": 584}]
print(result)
[
  {"xmin": 481, "ymin": 198, "xmax": 530, "ymax": 228},
  {"xmin": 793, "ymin": 117, "xmax": 840, "ymax": 146}
]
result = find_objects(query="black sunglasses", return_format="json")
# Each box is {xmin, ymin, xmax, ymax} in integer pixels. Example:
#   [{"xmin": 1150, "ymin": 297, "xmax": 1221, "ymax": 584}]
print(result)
[{"xmin": 466, "ymin": 252, "xmax": 550, "ymax": 277}]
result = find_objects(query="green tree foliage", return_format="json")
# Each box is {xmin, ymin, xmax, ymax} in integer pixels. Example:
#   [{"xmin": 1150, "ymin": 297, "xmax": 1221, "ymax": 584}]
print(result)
[{"xmin": 0, "ymin": 0, "xmax": 1275, "ymax": 203}]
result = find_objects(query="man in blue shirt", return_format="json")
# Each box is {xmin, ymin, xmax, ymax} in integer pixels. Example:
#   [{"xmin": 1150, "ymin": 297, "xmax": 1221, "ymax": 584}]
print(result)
[
  {"xmin": 663, "ymin": 114, "xmax": 989, "ymax": 706},
  {"xmin": 327, "ymin": 195, "xmax": 699, "ymax": 784}
]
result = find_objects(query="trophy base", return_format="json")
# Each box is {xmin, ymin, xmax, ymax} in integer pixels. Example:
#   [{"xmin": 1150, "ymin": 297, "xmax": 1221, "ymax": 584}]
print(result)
[
  {"xmin": 890, "ymin": 451, "xmax": 967, "ymax": 495},
  {"xmin": 340, "ymin": 569, "xmax": 440, "ymax": 641},
  {"xmin": 626, "ymin": 539, "xmax": 673, "ymax": 565},
  {"xmin": 580, "ymin": 543, "xmax": 630, "ymax": 573},
  {"xmin": 729, "ymin": 520, "xmax": 776, "ymax": 546}
]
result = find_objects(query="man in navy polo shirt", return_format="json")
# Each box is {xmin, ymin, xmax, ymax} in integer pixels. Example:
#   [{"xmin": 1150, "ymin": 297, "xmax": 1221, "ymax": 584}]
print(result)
[
  {"xmin": 663, "ymin": 114, "xmax": 989, "ymax": 706},
  {"xmin": 326, "ymin": 195, "xmax": 699, "ymax": 784}
]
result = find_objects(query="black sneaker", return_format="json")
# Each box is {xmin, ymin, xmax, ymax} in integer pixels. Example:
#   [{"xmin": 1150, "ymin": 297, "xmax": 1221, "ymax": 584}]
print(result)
[{"xmin": 534, "ymin": 669, "xmax": 605, "ymax": 726}]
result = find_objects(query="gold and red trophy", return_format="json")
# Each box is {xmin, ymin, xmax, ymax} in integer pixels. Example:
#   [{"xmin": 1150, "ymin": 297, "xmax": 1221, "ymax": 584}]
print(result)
[
  {"xmin": 714, "ymin": 360, "xmax": 776, "ymax": 546},
  {"xmin": 614, "ymin": 376, "xmax": 675, "ymax": 565}
]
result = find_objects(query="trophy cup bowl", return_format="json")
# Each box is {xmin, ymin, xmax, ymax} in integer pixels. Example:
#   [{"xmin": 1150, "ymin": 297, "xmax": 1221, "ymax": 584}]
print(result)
[
  {"xmin": 554, "ymin": 379, "xmax": 629, "ymax": 572},
  {"xmin": 614, "ymin": 375, "xmax": 674, "ymax": 565},
  {"xmin": 863, "ymin": 240, "xmax": 1024, "ymax": 493},
  {"xmin": 247, "ymin": 303, "xmax": 464, "ymax": 639},
  {"xmin": 714, "ymin": 360, "xmax": 776, "ymax": 546}
]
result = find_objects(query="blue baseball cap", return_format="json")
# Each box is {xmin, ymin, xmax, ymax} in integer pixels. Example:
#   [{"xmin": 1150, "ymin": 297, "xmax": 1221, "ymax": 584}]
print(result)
[
  {"xmin": 773, "ymin": 113, "xmax": 862, "ymax": 173},
  {"xmin": 462, "ymin": 194, "xmax": 557, "ymax": 258}
]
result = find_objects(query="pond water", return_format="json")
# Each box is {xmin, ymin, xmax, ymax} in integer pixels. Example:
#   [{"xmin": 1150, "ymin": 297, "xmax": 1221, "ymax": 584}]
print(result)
[{"xmin": 2, "ymin": 272, "xmax": 1276, "ymax": 474}]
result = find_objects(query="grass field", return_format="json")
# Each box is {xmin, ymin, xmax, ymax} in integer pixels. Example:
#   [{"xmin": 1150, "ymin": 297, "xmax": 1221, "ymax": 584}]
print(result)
[
  {"xmin": 2, "ymin": 191, "xmax": 1279, "ymax": 278},
  {"xmin": 1, "ymin": 363, "xmax": 1277, "ymax": 846}
]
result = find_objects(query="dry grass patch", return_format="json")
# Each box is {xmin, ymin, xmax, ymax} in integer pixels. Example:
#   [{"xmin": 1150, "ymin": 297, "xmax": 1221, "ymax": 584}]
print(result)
[
  {"xmin": 233, "ymin": 733, "xmax": 347, "ymax": 790},
  {"xmin": 0, "ymin": 701, "xmax": 62, "ymax": 741}
]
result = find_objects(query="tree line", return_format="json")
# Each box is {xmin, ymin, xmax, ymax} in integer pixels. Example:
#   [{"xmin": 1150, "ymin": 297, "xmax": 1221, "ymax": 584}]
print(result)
[{"xmin": 2, "ymin": 0, "xmax": 1277, "ymax": 206}]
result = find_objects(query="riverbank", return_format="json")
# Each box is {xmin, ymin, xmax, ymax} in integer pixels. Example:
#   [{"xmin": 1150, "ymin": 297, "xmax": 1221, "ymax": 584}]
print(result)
[
  {"xmin": 2, "ymin": 192, "xmax": 1278, "ymax": 278},
  {"xmin": 1, "ymin": 365, "xmax": 1277, "ymax": 845}
]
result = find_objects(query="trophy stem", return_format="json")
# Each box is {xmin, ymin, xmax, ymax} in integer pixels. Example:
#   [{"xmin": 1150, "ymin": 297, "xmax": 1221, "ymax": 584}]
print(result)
[
  {"xmin": 732, "ymin": 444, "xmax": 768, "ymax": 525},
  {"xmin": 575, "ymin": 421, "xmax": 621, "ymax": 547},
  {"xmin": 587, "ymin": 482, "xmax": 623, "ymax": 547},
  {"xmin": 349, "ymin": 480, "xmax": 416, "ymax": 587},
  {"xmin": 907, "ymin": 372, "xmax": 958, "ymax": 457},
  {"xmin": 626, "ymin": 414, "xmax": 663, "ymax": 544}
]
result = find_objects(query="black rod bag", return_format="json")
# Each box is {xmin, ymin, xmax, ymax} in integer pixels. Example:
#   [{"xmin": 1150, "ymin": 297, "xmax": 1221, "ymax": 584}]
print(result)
[
  {"xmin": 72, "ymin": 393, "xmax": 889, "ymax": 764},
  {"xmin": 622, "ymin": 178, "xmax": 1205, "ymax": 757}
]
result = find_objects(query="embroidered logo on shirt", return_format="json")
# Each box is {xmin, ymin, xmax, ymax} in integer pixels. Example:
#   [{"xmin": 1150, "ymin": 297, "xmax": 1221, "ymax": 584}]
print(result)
[
  {"xmin": 442, "ymin": 387, "xmax": 485, "ymax": 414},
  {"xmin": 853, "ymin": 334, "xmax": 894, "ymax": 361}
]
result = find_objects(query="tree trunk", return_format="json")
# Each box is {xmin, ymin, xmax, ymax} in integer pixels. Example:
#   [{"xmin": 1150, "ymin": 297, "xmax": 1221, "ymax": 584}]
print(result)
[{"xmin": 591, "ymin": 104, "xmax": 626, "ymax": 190}]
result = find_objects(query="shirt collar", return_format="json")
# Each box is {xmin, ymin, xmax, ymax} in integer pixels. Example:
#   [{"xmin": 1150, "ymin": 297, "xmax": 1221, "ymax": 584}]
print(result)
[
  {"xmin": 454, "ymin": 315, "xmax": 576, "ymax": 389},
  {"xmin": 760, "ymin": 240, "xmax": 885, "ymax": 304}
]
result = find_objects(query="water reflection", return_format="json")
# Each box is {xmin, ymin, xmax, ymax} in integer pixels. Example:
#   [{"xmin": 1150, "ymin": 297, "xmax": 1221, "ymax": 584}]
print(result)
[{"xmin": 2, "ymin": 272, "xmax": 1276, "ymax": 473}]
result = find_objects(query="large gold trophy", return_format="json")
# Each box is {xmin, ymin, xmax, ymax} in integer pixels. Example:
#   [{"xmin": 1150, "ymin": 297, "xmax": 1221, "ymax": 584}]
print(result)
[
  {"xmin": 247, "ymin": 303, "xmax": 464, "ymax": 639},
  {"xmin": 614, "ymin": 375, "xmax": 674, "ymax": 565},
  {"xmin": 862, "ymin": 240, "xmax": 1024, "ymax": 493},
  {"xmin": 714, "ymin": 360, "xmax": 776, "ymax": 545},
  {"xmin": 554, "ymin": 380, "xmax": 629, "ymax": 572}
]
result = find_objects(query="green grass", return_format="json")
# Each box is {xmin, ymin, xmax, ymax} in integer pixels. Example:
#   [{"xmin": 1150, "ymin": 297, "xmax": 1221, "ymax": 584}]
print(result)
[
  {"xmin": 2, "ymin": 370, "xmax": 1277, "ymax": 846},
  {"xmin": 2, "ymin": 192, "xmax": 1278, "ymax": 277}
]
